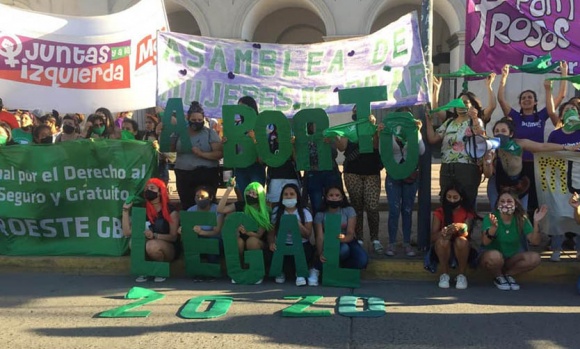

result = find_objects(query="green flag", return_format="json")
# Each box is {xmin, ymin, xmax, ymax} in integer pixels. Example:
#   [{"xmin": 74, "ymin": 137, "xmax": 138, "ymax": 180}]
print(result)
[
  {"xmin": 323, "ymin": 119, "xmax": 377, "ymax": 143},
  {"xmin": 435, "ymin": 64, "xmax": 491, "ymax": 79},
  {"xmin": 429, "ymin": 98, "xmax": 466, "ymax": 114},
  {"xmin": 510, "ymin": 53, "xmax": 560, "ymax": 74},
  {"xmin": 546, "ymin": 75, "xmax": 580, "ymax": 90}
]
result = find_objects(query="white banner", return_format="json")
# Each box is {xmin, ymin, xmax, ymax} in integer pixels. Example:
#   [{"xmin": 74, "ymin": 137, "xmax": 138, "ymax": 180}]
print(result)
[
  {"xmin": 0, "ymin": 0, "xmax": 168, "ymax": 114},
  {"xmin": 157, "ymin": 12, "xmax": 429, "ymax": 117},
  {"xmin": 535, "ymin": 152, "xmax": 580, "ymax": 236}
]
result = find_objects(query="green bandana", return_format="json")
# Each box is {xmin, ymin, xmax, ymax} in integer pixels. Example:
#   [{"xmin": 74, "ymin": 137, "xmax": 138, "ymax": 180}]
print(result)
[
  {"xmin": 0, "ymin": 134, "xmax": 7, "ymax": 145},
  {"xmin": 430, "ymin": 98, "xmax": 467, "ymax": 114},
  {"xmin": 563, "ymin": 109, "xmax": 580, "ymax": 133},
  {"xmin": 121, "ymin": 130, "xmax": 135, "ymax": 140},
  {"xmin": 510, "ymin": 53, "xmax": 560, "ymax": 74}
]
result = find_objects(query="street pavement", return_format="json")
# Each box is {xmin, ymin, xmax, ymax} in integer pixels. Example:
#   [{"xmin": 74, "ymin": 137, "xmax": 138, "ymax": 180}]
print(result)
[{"xmin": 2, "ymin": 272, "xmax": 579, "ymax": 349}]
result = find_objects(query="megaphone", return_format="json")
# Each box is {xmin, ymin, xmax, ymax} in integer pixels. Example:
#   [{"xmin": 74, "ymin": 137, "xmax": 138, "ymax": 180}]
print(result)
[{"xmin": 465, "ymin": 135, "xmax": 501, "ymax": 159}]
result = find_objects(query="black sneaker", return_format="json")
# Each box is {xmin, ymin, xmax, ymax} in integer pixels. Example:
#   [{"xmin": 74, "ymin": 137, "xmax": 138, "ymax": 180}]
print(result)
[{"xmin": 493, "ymin": 276, "xmax": 510, "ymax": 291}]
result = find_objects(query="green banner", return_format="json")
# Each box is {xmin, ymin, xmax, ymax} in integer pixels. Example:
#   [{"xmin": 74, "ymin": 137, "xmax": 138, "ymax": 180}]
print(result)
[{"xmin": 0, "ymin": 139, "xmax": 157, "ymax": 256}]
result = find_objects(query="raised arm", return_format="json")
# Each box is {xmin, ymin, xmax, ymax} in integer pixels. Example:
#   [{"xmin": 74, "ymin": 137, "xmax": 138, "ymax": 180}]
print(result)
[
  {"xmin": 121, "ymin": 202, "xmax": 133, "ymax": 237},
  {"xmin": 498, "ymin": 64, "xmax": 512, "ymax": 117},
  {"xmin": 554, "ymin": 61, "xmax": 568, "ymax": 109},
  {"xmin": 217, "ymin": 181, "xmax": 237, "ymax": 214},
  {"xmin": 424, "ymin": 111, "xmax": 443, "ymax": 144},
  {"xmin": 432, "ymin": 76, "xmax": 446, "ymax": 123},
  {"xmin": 545, "ymin": 79, "xmax": 558, "ymax": 126},
  {"xmin": 482, "ymin": 73, "xmax": 497, "ymax": 124}
]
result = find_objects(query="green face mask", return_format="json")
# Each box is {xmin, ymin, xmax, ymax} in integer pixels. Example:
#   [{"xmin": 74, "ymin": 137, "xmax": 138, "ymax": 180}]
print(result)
[
  {"xmin": 563, "ymin": 109, "xmax": 580, "ymax": 133},
  {"xmin": 93, "ymin": 125, "xmax": 106, "ymax": 135},
  {"xmin": 121, "ymin": 130, "xmax": 135, "ymax": 140},
  {"xmin": 0, "ymin": 134, "xmax": 7, "ymax": 145}
]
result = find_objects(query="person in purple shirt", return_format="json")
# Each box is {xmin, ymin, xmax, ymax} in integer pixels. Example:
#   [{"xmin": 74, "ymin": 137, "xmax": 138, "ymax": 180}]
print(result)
[
  {"xmin": 498, "ymin": 61, "xmax": 568, "ymax": 220},
  {"xmin": 546, "ymin": 102, "xmax": 580, "ymax": 262}
]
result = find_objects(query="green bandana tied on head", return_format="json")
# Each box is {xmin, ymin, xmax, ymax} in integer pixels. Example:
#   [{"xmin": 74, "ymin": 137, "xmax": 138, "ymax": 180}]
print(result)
[{"xmin": 563, "ymin": 109, "xmax": 580, "ymax": 133}]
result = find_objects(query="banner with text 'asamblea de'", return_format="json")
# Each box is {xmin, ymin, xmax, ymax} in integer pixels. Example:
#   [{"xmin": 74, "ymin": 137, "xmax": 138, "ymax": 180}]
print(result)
[
  {"xmin": 157, "ymin": 12, "xmax": 428, "ymax": 117},
  {"xmin": 0, "ymin": 140, "xmax": 157, "ymax": 256}
]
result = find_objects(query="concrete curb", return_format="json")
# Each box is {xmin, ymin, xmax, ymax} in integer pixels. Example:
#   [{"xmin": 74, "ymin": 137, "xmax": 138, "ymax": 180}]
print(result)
[{"xmin": 2, "ymin": 254, "xmax": 579, "ymax": 283}]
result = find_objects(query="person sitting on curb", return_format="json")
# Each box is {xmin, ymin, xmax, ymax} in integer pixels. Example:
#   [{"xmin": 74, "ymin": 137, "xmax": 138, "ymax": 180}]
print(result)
[
  {"xmin": 122, "ymin": 178, "xmax": 180, "ymax": 283},
  {"xmin": 218, "ymin": 177, "xmax": 272, "ymax": 285},
  {"xmin": 428, "ymin": 185, "xmax": 477, "ymax": 290},
  {"xmin": 479, "ymin": 190, "xmax": 547, "ymax": 291}
]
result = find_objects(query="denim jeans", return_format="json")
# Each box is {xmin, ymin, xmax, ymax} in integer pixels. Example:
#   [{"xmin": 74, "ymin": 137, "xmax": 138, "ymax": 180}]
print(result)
[
  {"xmin": 487, "ymin": 175, "xmax": 528, "ymax": 211},
  {"xmin": 234, "ymin": 163, "xmax": 266, "ymax": 192},
  {"xmin": 385, "ymin": 175, "xmax": 418, "ymax": 245},
  {"xmin": 306, "ymin": 170, "xmax": 342, "ymax": 216},
  {"xmin": 339, "ymin": 240, "xmax": 369, "ymax": 269}
]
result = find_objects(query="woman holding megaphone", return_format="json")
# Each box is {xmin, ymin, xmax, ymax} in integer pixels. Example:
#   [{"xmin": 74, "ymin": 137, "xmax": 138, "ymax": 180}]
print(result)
[{"xmin": 483, "ymin": 117, "xmax": 580, "ymax": 213}]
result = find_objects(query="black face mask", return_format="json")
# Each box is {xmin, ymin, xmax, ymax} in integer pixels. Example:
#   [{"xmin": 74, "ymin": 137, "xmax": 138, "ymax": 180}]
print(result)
[
  {"xmin": 443, "ymin": 199, "xmax": 461, "ymax": 210},
  {"xmin": 62, "ymin": 124, "xmax": 75, "ymax": 134},
  {"xmin": 326, "ymin": 200, "xmax": 342, "ymax": 208},
  {"xmin": 245, "ymin": 195, "xmax": 259, "ymax": 205},
  {"xmin": 196, "ymin": 198, "xmax": 211, "ymax": 209},
  {"xmin": 40, "ymin": 136, "xmax": 53, "ymax": 144},
  {"xmin": 144, "ymin": 190, "xmax": 159, "ymax": 201},
  {"xmin": 189, "ymin": 121, "xmax": 204, "ymax": 131}
]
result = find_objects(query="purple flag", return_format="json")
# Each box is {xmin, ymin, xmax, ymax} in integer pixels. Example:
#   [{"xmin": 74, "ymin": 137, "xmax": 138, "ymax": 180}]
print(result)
[{"xmin": 466, "ymin": 0, "xmax": 580, "ymax": 74}]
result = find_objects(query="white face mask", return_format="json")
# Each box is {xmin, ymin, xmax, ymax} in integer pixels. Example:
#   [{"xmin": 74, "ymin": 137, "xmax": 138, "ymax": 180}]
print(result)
[
  {"xmin": 498, "ymin": 203, "xmax": 515, "ymax": 215},
  {"xmin": 282, "ymin": 198, "xmax": 297, "ymax": 208}
]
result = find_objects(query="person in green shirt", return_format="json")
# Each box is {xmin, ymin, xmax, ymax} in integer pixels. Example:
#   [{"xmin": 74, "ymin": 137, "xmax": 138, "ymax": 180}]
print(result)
[{"xmin": 480, "ymin": 190, "xmax": 548, "ymax": 291}]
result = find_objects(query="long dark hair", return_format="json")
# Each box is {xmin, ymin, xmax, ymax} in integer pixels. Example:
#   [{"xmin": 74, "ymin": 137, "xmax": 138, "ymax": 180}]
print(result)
[
  {"xmin": 494, "ymin": 189, "xmax": 528, "ymax": 234},
  {"xmin": 441, "ymin": 184, "xmax": 475, "ymax": 226},
  {"xmin": 187, "ymin": 101, "xmax": 204, "ymax": 118},
  {"xmin": 319, "ymin": 185, "xmax": 350, "ymax": 212},
  {"xmin": 95, "ymin": 107, "xmax": 117, "ymax": 135},
  {"xmin": 272, "ymin": 184, "xmax": 308, "ymax": 234}
]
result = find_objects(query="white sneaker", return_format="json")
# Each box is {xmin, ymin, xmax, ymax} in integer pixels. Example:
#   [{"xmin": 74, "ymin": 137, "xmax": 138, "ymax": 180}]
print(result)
[
  {"xmin": 357, "ymin": 239, "xmax": 364, "ymax": 246},
  {"xmin": 372, "ymin": 240, "xmax": 384, "ymax": 254},
  {"xmin": 154, "ymin": 276, "xmax": 166, "ymax": 283},
  {"xmin": 308, "ymin": 268, "xmax": 319, "ymax": 286},
  {"xmin": 550, "ymin": 250, "xmax": 561, "ymax": 262},
  {"xmin": 275, "ymin": 274, "xmax": 286, "ymax": 284},
  {"xmin": 405, "ymin": 245, "xmax": 416, "ymax": 257},
  {"xmin": 295, "ymin": 276, "xmax": 307, "ymax": 286},
  {"xmin": 455, "ymin": 274, "xmax": 468, "ymax": 289},
  {"xmin": 505, "ymin": 275, "xmax": 520, "ymax": 291},
  {"xmin": 135, "ymin": 275, "xmax": 148, "ymax": 283},
  {"xmin": 438, "ymin": 273, "xmax": 450, "ymax": 289},
  {"xmin": 385, "ymin": 245, "xmax": 395, "ymax": 256},
  {"xmin": 254, "ymin": 278, "xmax": 263, "ymax": 285},
  {"xmin": 493, "ymin": 276, "xmax": 510, "ymax": 291}
]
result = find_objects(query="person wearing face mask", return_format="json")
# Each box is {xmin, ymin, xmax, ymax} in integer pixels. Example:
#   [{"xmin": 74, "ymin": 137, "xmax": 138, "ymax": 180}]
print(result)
[
  {"xmin": 426, "ymin": 186, "xmax": 477, "ymax": 289},
  {"xmin": 480, "ymin": 190, "xmax": 547, "ymax": 291},
  {"xmin": 171, "ymin": 101, "xmax": 223, "ymax": 210},
  {"xmin": 32, "ymin": 125, "xmax": 53, "ymax": 144},
  {"xmin": 218, "ymin": 179, "xmax": 271, "ymax": 284},
  {"xmin": 483, "ymin": 117, "xmax": 580, "ymax": 212},
  {"xmin": 84, "ymin": 114, "xmax": 109, "ymax": 139},
  {"xmin": 55, "ymin": 114, "xmax": 81, "ymax": 142},
  {"xmin": 184, "ymin": 186, "xmax": 224, "ymax": 270},
  {"xmin": 0, "ymin": 122, "xmax": 13, "ymax": 146},
  {"xmin": 267, "ymin": 184, "xmax": 315, "ymax": 286},
  {"xmin": 122, "ymin": 178, "xmax": 179, "ymax": 283},
  {"xmin": 313, "ymin": 185, "xmax": 368, "ymax": 273}
]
